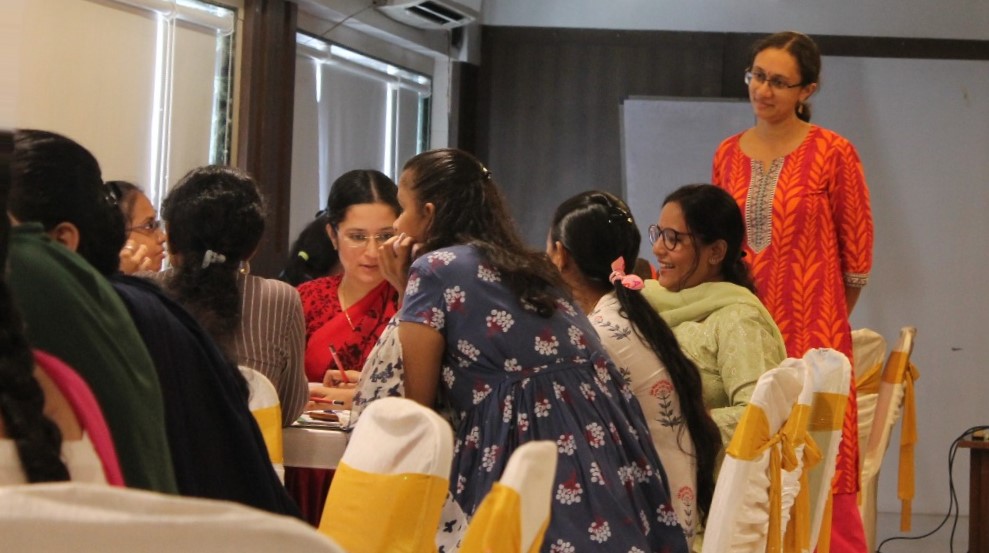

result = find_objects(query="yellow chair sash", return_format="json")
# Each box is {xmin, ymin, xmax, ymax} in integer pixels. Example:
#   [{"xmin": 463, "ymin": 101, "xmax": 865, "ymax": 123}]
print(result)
[
  {"xmin": 854, "ymin": 361, "xmax": 884, "ymax": 396},
  {"xmin": 893, "ymin": 359, "xmax": 920, "ymax": 531},
  {"xmin": 805, "ymin": 391, "xmax": 846, "ymax": 553},
  {"xmin": 727, "ymin": 402, "xmax": 821, "ymax": 553},
  {"xmin": 460, "ymin": 482, "xmax": 549, "ymax": 553},
  {"xmin": 319, "ymin": 462, "xmax": 448, "ymax": 553},
  {"xmin": 251, "ymin": 405, "xmax": 283, "ymax": 464}
]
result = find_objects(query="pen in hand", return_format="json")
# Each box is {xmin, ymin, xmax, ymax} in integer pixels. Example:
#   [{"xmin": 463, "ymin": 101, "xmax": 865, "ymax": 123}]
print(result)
[{"xmin": 328, "ymin": 345, "xmax": 350, "ymax": 384}]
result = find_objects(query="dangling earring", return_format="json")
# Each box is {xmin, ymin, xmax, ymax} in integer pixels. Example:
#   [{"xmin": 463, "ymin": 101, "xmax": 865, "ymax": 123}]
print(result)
[
  {"xmin": 796, "ymin": 102, "xmax": 806, "ymax": 117},
  {"xmin": 239, "ymin": 260, "xmax": 250, "ymax": 275}
]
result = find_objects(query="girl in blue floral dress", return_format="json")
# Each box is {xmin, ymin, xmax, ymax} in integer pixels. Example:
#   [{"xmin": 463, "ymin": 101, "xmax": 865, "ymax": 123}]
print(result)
[{"xmin": 379, "ymin": 148, "xmax": 689, "ymax": 553}]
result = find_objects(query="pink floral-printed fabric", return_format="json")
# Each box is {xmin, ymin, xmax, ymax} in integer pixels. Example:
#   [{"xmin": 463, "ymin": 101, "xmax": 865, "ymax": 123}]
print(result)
[{"xmin": 400, "ymin": 245, "xmax": 688, "ymax": 553}]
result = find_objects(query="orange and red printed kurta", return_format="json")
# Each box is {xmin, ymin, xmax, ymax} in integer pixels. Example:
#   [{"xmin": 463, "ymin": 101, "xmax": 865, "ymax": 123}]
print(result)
[{"xmin": 712, "ymin": 125, "xmax": 874, "ymax": 495}]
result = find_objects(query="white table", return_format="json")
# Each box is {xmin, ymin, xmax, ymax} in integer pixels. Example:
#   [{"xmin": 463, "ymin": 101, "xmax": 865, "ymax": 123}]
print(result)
[{"xmin": 283, "ymin": 427, "xmax": 349, "ymax": 470}]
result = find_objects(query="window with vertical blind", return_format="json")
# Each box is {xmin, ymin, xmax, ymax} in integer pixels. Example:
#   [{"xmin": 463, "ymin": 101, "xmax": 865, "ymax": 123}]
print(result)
[
  {"xmin": 13, "ymin": 0, "xmax": 235, "ymax": 206},
  {"xmin": 291, "ymin": 32, "xmax": 431, "ymax": 237}
]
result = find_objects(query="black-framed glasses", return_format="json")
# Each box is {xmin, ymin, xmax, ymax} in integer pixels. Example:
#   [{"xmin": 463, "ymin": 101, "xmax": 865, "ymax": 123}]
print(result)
[
  {"xmin": 127, "ymin": 219, "xmax": 162, "ymax": 234},
  {"xmin": 648, "ymin": 225, "xmax": 693, "ymax": 251},
  {"xmin": 744, "ymin": 69, "xmax": 803, "ymax": 90}
]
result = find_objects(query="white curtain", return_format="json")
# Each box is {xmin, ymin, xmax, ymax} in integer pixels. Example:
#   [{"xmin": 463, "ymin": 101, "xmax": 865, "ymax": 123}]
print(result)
[
  {"xmin": 290, "ymin": 39, "xmax": 431, "ymax": 243},
  {"xmin": 12, "ymin": 0, "xmax": 233, "ymax": 205}
]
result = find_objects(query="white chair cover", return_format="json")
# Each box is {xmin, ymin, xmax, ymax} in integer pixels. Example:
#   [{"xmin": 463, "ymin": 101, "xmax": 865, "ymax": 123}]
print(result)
[
  {"xmin": 319, "ymin": 397, "xmax": 454, "ymax": 553},
  {"xmin": 0, "ymin": 482, "xmax": 345, "ymax": 552},
  {"xmin": 702, "ymin": 349, "xmax": 850, "ymax": 553},
  {"xmin": 801, "ymin": 349, "xmax": 852, "ymax": 552},
  {"xmin": 702, "ymin": 361, "xmax": 804, "ymax": 553},
  {"xmin": 460, "ymin": 441, "xmax": 558, "ymax": 553},
  {"xmin": 240, "ymin": 366, "xmax": 284, "ymax": 482},
  {"xmin": 851, "ymin": 328, "xmax": 888, "ymax": 466},
  {"xmin": 858, "ymin": 327, "xmax": 918, "ymax": 551}
]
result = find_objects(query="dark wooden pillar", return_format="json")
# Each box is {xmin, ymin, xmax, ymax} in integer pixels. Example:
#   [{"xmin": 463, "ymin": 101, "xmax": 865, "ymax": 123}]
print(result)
[{"xmin": 237, "ymin": 0, "xmax": 297, "ymax": 277}]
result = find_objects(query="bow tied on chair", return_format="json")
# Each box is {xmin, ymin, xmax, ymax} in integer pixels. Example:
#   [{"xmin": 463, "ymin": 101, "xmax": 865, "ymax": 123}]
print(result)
[{"xmin": 728, "ymin": 400, "xmax": 822, "ymax": 553}]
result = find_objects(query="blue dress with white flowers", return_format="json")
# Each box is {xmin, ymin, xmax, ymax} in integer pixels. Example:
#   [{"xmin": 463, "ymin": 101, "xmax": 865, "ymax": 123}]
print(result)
[{"xmin": 399, "ymin": 245, "xmax": 688, "ymax": 553}]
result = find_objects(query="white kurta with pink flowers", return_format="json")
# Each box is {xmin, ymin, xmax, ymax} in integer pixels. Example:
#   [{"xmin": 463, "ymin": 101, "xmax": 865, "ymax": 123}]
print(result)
[{"xmin": 590, "ymin": 293, "xmax": 698, "ymax": 545}]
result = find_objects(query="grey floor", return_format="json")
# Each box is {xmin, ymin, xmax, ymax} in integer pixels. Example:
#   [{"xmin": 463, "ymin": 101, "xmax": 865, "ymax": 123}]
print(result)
[{"xmin": 873, "ymin": 511, "xmax": 969, "ymax": 553}]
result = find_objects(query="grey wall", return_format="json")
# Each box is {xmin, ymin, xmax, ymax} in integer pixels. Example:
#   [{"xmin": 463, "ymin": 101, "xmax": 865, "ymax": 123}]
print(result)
[
  {"xmin": 482, "ymin": 0, "xmax": 989, "ymax": 40},
  {"xmin": 815, "ymin": 56, "xmax": 989, "ymax": 517}
]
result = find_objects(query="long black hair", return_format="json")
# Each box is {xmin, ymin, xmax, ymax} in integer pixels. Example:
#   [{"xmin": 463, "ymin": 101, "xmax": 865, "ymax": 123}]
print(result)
[
  {"xmin": 402, "ymin": 148, "xmax": 564, "ymax": 317},
  {"xmin": 664, "ymin": 184, "xmax": 756, "ymax": 294},
  {"xmin": 550, "ymin": 190, "xmax": 722, "ymax": 520},
  {"xmin": 3, "ymin": 129, "xmax": 71, "ymax": 482},
  {"xmin": 162, "ymin": 165, "xmax": 265, "ymax": 356}
]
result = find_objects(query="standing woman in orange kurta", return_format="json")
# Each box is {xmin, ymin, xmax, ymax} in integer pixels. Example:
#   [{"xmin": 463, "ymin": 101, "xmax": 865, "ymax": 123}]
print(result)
[{"xmin": 712, "ymin": 31, "xmax": 874, "ymax": 552}]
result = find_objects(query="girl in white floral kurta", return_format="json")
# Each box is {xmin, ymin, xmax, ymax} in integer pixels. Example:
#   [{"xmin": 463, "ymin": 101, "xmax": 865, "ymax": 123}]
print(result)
[
  {"xmin": 548, "ymin": 191, "xmax": 723, "ymax": 547},
  {"xmin": 589, "ymin": 293, "xmax": 700, "ymax": 543}
]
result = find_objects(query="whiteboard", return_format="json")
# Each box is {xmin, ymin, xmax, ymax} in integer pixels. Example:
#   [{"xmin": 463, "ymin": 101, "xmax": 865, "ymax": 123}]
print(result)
[{"xmin": 620, "ymin": 96, "xmax": 752, "ymax": 259}]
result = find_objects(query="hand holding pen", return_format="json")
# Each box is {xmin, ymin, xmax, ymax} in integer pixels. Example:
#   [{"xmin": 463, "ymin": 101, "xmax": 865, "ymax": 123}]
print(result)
[{"xmin": 328, "ymin": 345, "xmax": 349, "ymax": 385}]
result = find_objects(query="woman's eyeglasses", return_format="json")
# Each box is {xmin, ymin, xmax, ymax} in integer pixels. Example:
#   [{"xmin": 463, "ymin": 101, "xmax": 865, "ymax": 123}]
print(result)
[
  {"xmin": 648, "ymin": 225, "xmax": 693, "ymax": 251},
  {"xmin": 339, "ymin": 230, "xmax": 396, "ymax": 249},
  {"xmin": 128, "ymin": 219, "xmax": 162, "ymax": 234},
  {"xmin": 744, "ymin": 69, "xmax": 803, "ymax": 90}
]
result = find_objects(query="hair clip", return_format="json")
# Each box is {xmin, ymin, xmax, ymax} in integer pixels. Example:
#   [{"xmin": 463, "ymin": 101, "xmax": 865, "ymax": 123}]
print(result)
[
  {"xmin": 297, "ymin": 250, "xmax": 310, "ymax": 262},
  {"xmin": 480, "ymin": 165, "xmax": 492, "ymax": 181},
  {"xmin": 608, "ymin": 257, "xmax": 644, "ymax": 291},
  {"xmin": 201, "ymin": 249, "xmax": 227, "ymax": 269}
]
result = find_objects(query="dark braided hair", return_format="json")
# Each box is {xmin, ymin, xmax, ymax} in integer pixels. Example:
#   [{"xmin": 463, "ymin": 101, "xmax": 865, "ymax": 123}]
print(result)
[
  {"xmin": 2, "ymin": 129, "xmax": 70, "ymax": 482},
  {"xmin": 402, "ymin": 148, "xmax": 565, "ymax": 317},
  {"xmin": 550, "ymin": 190, "xmax": 722, "ymax": 520},
  {"xmin": 663, "ymin": 184, "xmax": 756, "ymax": 294},
  {"xmin": 162, "ymin": 166, "xmax": 265, "ymax": 357}
]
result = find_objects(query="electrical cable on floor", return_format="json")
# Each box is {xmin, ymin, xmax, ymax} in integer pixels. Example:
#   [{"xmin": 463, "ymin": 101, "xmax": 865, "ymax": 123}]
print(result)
[{"xmin": 876, "ymin": 425, "xmax": 989, "ymax": 553}]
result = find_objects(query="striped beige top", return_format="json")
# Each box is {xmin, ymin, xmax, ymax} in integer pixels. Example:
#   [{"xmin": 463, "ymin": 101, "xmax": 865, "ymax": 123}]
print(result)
[{"xmin": 235, "ymin": 274, "xmax": 308, "ymax": 426}]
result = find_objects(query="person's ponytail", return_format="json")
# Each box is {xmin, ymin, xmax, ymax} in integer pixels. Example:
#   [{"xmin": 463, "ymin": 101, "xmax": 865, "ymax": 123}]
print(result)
[{"xmin": 612, "ymin": 281, "xmax": 722, "ymax": 520}]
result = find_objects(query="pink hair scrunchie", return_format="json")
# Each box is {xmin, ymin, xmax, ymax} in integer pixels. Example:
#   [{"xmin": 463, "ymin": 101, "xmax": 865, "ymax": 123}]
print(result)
[{"xmin": 608, "ymin": 257, "xmax": 644, "ymax": 291}]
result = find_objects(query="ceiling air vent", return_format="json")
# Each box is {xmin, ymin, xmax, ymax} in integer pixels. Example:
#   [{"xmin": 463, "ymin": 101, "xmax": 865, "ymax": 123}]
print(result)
[{"xmin": 373, "ymin": 0, "xmax": 478, "ymax": 29}]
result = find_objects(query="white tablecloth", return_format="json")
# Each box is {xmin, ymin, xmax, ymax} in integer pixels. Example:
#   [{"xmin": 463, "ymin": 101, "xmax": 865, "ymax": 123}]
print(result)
[{"xmin": 283, "ymin": 427, "xmax": 349, "ymax": 470}]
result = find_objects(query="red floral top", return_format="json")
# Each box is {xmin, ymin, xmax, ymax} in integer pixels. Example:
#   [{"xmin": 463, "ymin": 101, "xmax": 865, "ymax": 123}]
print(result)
[{"xmin": 297, "ymin": 274, "xmax": 397, "ymax": 383}]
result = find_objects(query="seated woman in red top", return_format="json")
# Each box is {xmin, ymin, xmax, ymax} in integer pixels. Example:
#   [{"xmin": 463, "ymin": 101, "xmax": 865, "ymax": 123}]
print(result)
[
  {"xmin": 298, "ymin": 170, "xmax": 401, "ymax": 398},
  {"xmin": 291, "ymin": 170, "xmax": 400, "ymax": 525}
]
